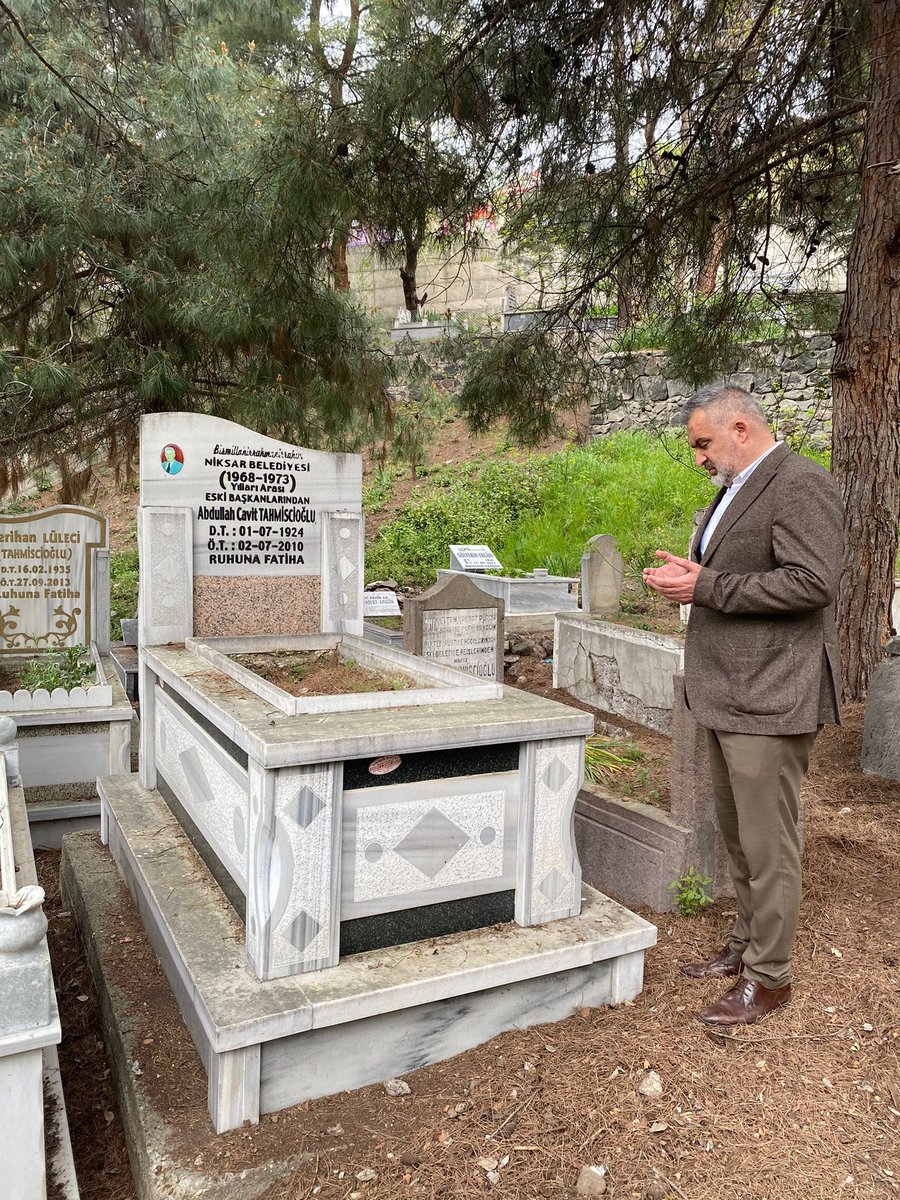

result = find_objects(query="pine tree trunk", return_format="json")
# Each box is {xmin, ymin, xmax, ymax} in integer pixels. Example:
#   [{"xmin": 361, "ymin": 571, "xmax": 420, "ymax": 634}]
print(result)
[
  {"xmin": 400, "ymin": 240, "xmax": 422, "ymax": 320},
  {"xmin": 332, "ymin": 239, "xmax": 350, "ymax": 290},
  {"xmin": 696, "ymin": 202, "xmax": 729, "ymax": 297},
  {"xmin": 832, "ymin": 0, "xmax": 900, "ymax": 701}
]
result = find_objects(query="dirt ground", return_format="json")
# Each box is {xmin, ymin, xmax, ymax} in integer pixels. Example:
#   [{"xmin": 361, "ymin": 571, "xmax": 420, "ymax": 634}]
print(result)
[
  {"xmin": 230, "ymin": 649, "xmax": 419, "ymax": 697},
  {"xmin": 38, "ymin": 697, "xmax": 900, "ymax": 1200}
]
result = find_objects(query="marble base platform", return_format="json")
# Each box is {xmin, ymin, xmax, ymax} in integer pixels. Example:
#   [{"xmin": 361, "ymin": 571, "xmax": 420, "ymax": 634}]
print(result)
[{"xmin": 89, "ymin": 775, "xmax": 656, "ymax": 1134}]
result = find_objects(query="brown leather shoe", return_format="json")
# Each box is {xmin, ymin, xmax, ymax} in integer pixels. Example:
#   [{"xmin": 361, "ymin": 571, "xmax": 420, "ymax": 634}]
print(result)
[
  {"xmin": 680, "ymin": 945, "xmax": 743, "ymax": 979},
  {"xmin": 699, "ymin": 977, "xmax": 792, "ymax": 1026}
]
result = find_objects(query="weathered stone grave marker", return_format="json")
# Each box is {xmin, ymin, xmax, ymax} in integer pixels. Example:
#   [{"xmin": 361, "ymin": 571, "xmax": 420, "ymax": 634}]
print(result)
[
  {"xmin": 0, "ymin": 505, "xmax": 131, "ymax": 843},
  {"xmin": 404, "ymin": 573, "xmax": 504, "ymax": 680},
  {"xmin": 580, "ymin": 534, "xmax": 624, "ymax": 615},
  {"xmin": 861, "ymin": 636, "xmax": 900, "ymax": 781}
]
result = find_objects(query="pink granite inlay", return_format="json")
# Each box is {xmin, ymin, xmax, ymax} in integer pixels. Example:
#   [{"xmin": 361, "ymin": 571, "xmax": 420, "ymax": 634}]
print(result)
[{"xmin": 193, "ymin": 577, "xmax": 321, "ymax": 637}]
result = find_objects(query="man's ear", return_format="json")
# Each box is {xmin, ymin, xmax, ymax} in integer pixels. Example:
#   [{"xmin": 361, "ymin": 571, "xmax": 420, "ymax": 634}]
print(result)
[{"xmin": 732, "ymin": 418, "xmax": 749, "ymax": 442}]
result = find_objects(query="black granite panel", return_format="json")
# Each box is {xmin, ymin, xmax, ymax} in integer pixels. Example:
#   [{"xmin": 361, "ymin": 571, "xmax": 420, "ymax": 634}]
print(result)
[
  {"xmin": 339, "ymin": 891, "xmax": 515, "ymax": 956},
  {"xmin": 343, "ymin": 742, "xmax": 519, "ymax": 791}
]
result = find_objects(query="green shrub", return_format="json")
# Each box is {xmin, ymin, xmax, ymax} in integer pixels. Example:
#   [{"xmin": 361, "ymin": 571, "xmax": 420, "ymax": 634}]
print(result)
[
  {"xmin": 110, "ymin": 547, "xmax": 140, "ymax": 639},
  {"xmin": 21, "ymin": 644, "xmax": 94, "ymax": 691},
  {"xmin": 668, "ymin": 867, "xmax": 714, "ymax": 918},
  {"xmin": 366, "ymin": 430, "xmax": 714, "ymax": 586},
  {"xmin": 366, "ymin": 458, "xmax": 547, "ymax": 585}
]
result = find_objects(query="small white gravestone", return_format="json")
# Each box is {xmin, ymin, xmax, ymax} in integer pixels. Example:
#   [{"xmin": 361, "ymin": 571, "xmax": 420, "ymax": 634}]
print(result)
[
  {"xmin": 449, "ymin": 544, "xmax": 502, "ymax": 574},
  {"xmin": 363, "ymin": 591, "xmax": 401, "ymax": 617},
  {"xmin": 0, "ymin": 506, "xmax": 109, "ymax": 654}
]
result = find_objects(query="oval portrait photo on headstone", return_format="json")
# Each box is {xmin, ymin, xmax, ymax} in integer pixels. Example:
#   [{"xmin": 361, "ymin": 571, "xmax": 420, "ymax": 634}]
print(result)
[{"xmin": 160, "ymin": 443, "xmax": 185, "ymax": 475}]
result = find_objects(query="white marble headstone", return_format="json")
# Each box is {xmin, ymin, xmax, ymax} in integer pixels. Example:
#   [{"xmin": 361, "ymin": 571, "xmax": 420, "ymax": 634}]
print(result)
[
  {"xmin": 0, "ymin": 506, "xmax": 107, "ymax": 653},
  {"xmin": 449, "ymin": 544, "xmax": 502, "ymax": 573},
  {"xmin": 363, "ymin": 591, "xmax": 401, "ymax": 617},
  {"xmin": 139, "ymin": 413, "xmax": 362, "ymax": 578}
]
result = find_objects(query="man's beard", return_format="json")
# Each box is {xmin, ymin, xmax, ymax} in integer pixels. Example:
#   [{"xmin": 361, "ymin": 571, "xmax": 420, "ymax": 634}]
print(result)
[{"xmin": 708, "ymin": 461, "xmax": 737, "ymax": 487}]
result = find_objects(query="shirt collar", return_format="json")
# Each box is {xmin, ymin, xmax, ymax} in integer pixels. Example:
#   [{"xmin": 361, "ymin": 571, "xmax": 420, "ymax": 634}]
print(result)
[{"xmin": 729, "ymin": 441, "xmax": 783, "ymax": 490}]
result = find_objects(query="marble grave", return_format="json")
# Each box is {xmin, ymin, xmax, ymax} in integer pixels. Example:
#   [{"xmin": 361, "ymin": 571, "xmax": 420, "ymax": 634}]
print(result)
[
  {"xmin": 81, "ymin": 413, "xmax": 655, "ymax": 1134},
  {"xmin": 0, "ymin": 505, "xmax": 133, "ymax": 845}
]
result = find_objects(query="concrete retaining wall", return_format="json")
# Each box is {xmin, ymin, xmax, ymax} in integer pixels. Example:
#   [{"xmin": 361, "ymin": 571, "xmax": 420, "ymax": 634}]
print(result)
[{"xmin": 553, "ymin": 616, "xmax": 684, "ymax": 735}]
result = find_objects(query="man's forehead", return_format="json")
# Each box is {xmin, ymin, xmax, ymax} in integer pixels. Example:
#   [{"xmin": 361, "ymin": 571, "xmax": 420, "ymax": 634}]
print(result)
[{"xmin": 686, "ymin": 410, "xmax": 719, "ymax": 443}]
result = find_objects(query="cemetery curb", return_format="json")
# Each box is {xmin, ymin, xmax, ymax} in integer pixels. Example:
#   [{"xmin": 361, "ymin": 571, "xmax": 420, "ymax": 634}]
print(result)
[{"xmin": 59, "ymin": 831, "xmax": 317, "ymax": 1200}]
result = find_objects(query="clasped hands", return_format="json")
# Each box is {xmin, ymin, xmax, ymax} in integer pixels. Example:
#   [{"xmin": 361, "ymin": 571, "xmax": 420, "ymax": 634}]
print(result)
[{"xmin": 642, "ymin": 551, "xmax": 701, "ymax": 604}]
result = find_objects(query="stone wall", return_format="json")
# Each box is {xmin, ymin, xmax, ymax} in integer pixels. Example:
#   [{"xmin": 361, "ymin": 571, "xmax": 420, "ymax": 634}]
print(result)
[{"xmin": 590, "ymin": 333, "xmax": 834, "ymax": 449}]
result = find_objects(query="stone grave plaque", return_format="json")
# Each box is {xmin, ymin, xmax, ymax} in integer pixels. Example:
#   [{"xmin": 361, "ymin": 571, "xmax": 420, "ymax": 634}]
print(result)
[
  {"xmin": 363, "ymin": 591, "xmax": 401, "ymax": 617},
  {"xmin": 140, "ymin": 412, "xmax": 362, "ymax": 578},
  {"xmin": 449, "ymin": 544, "xmax": 502, "ymax": 573},
  {"xmin": 580, "ymin": 534, "xmax": 624, "ymax": 614},
  {"xmin": 0, "ymin": 506, "xmax": 107, "ymax": 654},
  {"xmin": 139, "ymin": 413, "xmax": 363, "ymax": 640},
  {"xmin": 405, "ymin": 574, "xmax": 504, "ymax": 680}
]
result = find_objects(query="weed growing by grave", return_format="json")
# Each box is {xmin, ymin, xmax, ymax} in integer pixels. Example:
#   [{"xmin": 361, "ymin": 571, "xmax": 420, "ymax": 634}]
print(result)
[
  {"xmin": 21, "ymin": 645, "xmax": 94, "ymax": 692},
  {"xmin": 668, "ymin": 867, "xmax": 714, "ymax": 918},
  {"xmin": 583, "ymin": 735, "xmax": 644, "ymax": 785}
]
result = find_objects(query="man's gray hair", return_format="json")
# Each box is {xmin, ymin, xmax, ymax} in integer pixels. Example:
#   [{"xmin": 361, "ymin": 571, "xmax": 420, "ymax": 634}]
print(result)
[{"xmin": 678, "ymin": 383, "xmax": 769, "ymax": 428}]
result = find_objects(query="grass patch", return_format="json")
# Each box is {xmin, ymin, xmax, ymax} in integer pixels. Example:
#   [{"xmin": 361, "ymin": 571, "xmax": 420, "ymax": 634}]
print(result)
[
  {"xmin": 110, "ymin": 548, "xmax": 139, "ymax": 640},
  {"xmin": 366, "ymin": 430, "xmax": 715, "ymax": 586}
]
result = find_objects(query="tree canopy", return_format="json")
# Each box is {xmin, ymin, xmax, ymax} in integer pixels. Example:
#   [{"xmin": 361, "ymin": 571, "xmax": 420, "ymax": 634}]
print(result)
[{"xmin": 1, "ymin": 0, "xmax": 897, "ymax": 696}]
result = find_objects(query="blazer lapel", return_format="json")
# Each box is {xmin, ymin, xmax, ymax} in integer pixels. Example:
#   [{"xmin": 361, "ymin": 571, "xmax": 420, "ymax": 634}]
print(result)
[{"xmin": 701, "ymin": 443, "xmax": 790, "ymax": 565}]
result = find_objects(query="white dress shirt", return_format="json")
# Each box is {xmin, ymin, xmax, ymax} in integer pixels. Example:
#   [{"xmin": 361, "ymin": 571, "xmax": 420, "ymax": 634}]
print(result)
[{"xmin": 699, "ymin": 442, "xmax": 783, "ymax": 557}]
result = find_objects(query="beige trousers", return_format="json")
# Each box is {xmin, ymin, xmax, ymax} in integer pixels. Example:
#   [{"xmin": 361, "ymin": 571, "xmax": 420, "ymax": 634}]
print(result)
[{"xmin": 705, "ymin": 727, "xmax": 818, "ymax": 989}]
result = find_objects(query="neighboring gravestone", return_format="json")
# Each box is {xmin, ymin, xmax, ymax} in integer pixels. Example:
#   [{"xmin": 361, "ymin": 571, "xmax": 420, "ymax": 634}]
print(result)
[
  {"xmin": 138, "ymin": 413, "xmax": 363, "ymax": 641},
  {"xmin": 580, "ymin": 534, "xmax": 624, "ymax": 614},
  {"xmin": 0, "ymin": 505, "xmax": 110, "ymax": 655},
  {"xmin": 362, "ymin": 590, "xmax": 401, "ymax": 618},
  {"xmin": 860, "ymin": 637, "xmax": 900, "ymax": 781},
  {"xmin": 448, "ymin": 544, "xmax": 502, "ymax": 574},
  {"xmin": 404, "ymin": 573, "xmax": 504, "ymax": 680}
]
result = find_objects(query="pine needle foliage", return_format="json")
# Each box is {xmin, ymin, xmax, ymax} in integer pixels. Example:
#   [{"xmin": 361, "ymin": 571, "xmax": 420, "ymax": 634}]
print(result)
[{"xmin": 0, "ymin": 0, "xmax": 392, "ymax": 494}]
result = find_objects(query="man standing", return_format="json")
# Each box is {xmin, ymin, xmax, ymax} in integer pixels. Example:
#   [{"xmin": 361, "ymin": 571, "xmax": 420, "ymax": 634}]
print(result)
[{"xmin": 644, "ymin": 384, "xmax": 843, "ymax": 1027}]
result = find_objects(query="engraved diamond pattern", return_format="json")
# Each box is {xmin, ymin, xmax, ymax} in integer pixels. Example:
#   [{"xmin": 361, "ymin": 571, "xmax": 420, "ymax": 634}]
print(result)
[
  {"xmin": 338, "ymin": 555, "xmax": 356, "ymax": 580},
  {"xmin": 395, "ymin": 808, "xmax": 469, "ymax": 878},
  {"xmin": 283, "ymin": 909, "xmax": 321, "ymax": 952},
  {"xmin": 539, "ymin": 867, "xmax": 567, "ymax": 903},
  {"xmin": 157, "ymin": 554, "xmax": 181, "ymax": 583},
  {"xmin": 541, "ymin": 756, "xmax": 572, "ymax": 794},
  {"xmin": 287, "ymin": 786, "xmax": 324, "ymax": 829}
]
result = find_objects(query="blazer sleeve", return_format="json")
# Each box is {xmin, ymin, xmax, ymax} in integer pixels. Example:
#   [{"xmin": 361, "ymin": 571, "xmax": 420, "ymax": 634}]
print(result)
[{"xmin": 692, "ymin": 468, "xmax": 844, "ymax": 616}]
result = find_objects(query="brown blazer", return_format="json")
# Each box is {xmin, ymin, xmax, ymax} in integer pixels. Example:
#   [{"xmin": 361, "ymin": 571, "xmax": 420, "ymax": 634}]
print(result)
[{"xmin": 684, "ymin": 444, "xmax": 844, "ymax": 735}]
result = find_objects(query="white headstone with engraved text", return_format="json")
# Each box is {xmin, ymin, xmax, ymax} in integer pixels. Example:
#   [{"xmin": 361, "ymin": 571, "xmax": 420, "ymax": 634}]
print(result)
[
  {"xmin": 0, "ymin": 506, "xmax": 108, "ymax": 654},
  {"xmin": 449, "ymin": 544, "xmax": 502, "ymax": 574},
  {"xmin": 140, "ymin": 413, "xmax": 361, "ymax": 578},
  {"xmin": 363, "ymin": 591, "xmax": 401, "ymax": 617}
]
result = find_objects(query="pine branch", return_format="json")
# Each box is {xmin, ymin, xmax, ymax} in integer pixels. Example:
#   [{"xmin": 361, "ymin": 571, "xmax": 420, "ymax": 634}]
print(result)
[{"xmin": 0, "ymin": 0, "xmax": 125, "ymax": 142}]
